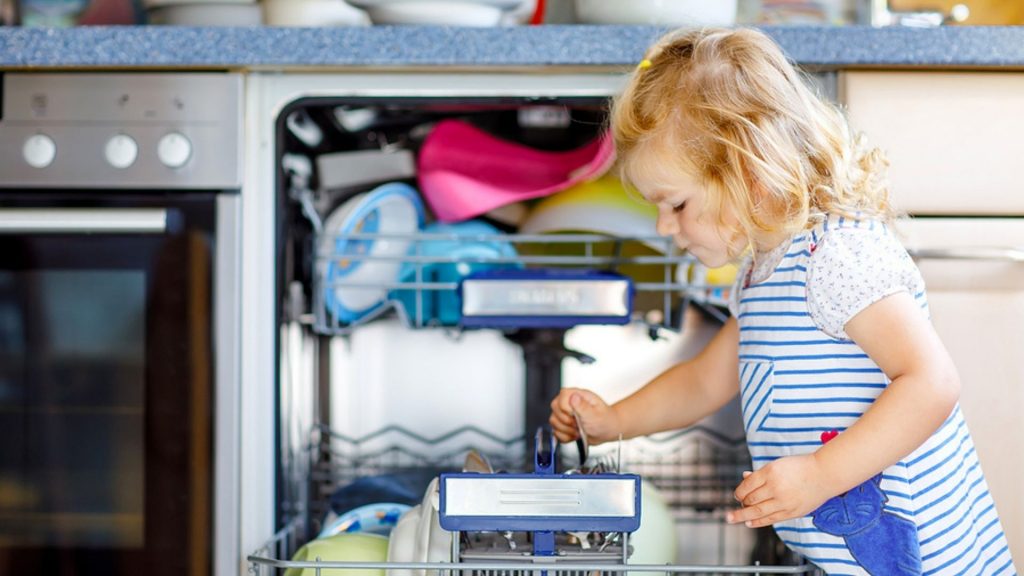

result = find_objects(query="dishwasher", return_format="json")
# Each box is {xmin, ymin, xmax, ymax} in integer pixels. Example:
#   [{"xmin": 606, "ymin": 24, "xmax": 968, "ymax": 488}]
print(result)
[{"xmin": 244, "ymin": 72, "xmax": 823, "ymax": 576}]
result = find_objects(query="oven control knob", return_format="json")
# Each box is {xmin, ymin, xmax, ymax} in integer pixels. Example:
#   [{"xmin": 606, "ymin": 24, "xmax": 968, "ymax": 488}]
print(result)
[
  {"xmin": 23, "ymin": 134, "xmax": 57, "ymax": 168},
  {"xmin": 105, "ymin": 134, "xmax": 138, "ymax": 169},
  {"xmin": 157, "ymin": 132, "xmax": 192, "ymax": 169}
]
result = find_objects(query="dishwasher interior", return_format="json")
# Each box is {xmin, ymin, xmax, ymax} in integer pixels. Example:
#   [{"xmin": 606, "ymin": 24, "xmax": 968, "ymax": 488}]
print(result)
[{"xmin": 252, "ymin": 93, "xmax": 820, "ymax": 575}]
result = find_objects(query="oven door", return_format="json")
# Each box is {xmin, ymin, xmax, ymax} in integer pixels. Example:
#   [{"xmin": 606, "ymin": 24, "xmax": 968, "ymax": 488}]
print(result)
[{"xmin": 0, "ymin": 195, "xmax": 216, "ymax": 576}]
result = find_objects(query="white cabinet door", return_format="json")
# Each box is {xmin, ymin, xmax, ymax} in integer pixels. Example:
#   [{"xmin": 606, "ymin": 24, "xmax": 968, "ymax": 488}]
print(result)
[
  {"xmin": 897, "ymin": 218, "xmax": 1024, "ymax": 562},
  {"xmin": 841, "ymin": 71, "xmax": 1024, "ymax": 215}
]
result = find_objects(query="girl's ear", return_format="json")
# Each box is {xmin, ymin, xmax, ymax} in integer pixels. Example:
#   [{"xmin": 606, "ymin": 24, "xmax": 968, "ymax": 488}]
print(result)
[
  {"xmin": 748, "ymin": 175, "xmax": 792, "ymax": 233},
  {"xmin": 747, "ymin": 177, "xmax": 773, "ymax": 223},
  {"xmin": 746, "ymin": 171, "xmax": 772, "ymax": 207}
]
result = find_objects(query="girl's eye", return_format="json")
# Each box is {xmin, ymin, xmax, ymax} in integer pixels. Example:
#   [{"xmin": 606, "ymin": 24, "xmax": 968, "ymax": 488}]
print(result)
[{"xmin": 672, "ymin": 201, "xmax": 687, "ymax": 213}]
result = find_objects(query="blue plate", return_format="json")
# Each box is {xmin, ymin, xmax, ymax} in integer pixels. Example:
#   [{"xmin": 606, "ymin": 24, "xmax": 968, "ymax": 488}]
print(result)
[
  {"xmin": 320, "ymin": 182, "xmax": 426, "ymax": 324},
  {"xmin": 319, "ymin": 502, "xmax": 412, "ymax": 538}
]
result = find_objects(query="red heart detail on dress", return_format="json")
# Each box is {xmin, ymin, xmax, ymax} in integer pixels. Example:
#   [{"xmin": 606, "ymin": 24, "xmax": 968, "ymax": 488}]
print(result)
[{"xmin": 820, "ymin": 430, "xmax": 839, "ymax": 444}]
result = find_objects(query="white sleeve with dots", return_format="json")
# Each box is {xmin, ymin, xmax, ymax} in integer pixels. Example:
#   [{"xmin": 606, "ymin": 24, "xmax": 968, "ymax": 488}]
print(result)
[{"xmin": 805, "ymin": 227, "xmax": 926, "ymax": 340}]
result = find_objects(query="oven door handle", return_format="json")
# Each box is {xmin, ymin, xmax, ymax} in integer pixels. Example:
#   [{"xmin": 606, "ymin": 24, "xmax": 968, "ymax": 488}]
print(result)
[
  {"xmin": 908, "ymin": 247, "xmax": 1024, "ymax": 263},
  {"xmin": 0, "ymin": 208, "xmax": 169, "ymax": 234}
]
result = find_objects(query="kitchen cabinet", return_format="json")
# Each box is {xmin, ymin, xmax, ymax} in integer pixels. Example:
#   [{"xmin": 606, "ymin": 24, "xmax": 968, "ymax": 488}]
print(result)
[
  {"xmin": 896, "ymin": 218, "xmax": 1024, "ymax": 562},
  {"xmin": 889, "ymin": 0, "xmax": 1024, "ymax": 24},
  {"xmin": 840, "ymin": 71, "xmax": 1024, "ymax": 215},
  {"xmin": 843, "ymin": 72, "xmax": 1024, "ymax": 561}
]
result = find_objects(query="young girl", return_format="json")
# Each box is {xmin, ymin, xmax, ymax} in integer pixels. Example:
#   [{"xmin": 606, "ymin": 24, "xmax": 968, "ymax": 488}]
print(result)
[{"xmin": 549, "ymin": 28, "xmax": 1015, "ymax": 575}]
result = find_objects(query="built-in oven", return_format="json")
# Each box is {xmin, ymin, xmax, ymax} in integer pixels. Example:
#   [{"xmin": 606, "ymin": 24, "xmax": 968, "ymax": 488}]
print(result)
[{"xmin": 0, "ymin": 73, "xmax": 242, "ymax": 576}]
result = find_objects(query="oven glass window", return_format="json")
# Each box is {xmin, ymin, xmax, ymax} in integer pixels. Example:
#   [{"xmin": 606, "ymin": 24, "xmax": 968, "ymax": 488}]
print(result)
[
  {"xmin": 0, "ymin": 197, "xmax": 215, "ymax": 576},
  {"xmin": 0, "ymin": 270, "xmax": 146, "ymax": 548}
]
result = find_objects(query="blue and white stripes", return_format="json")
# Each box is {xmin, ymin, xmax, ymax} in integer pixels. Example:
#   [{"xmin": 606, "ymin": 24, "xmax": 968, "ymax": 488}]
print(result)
[{"xmin": 735, "ymin": 216, "xmax": 1015, "ymax": 575}]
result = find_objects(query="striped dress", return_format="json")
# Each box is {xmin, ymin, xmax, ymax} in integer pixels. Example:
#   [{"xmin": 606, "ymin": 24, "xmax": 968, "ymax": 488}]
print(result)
[{"xmin": 732, "ymin": 215, "xmax": 1015, "ymax": 575}]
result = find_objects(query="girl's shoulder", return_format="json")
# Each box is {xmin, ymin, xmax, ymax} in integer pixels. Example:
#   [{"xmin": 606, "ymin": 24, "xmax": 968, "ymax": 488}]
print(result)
[
  {"xmin": 804, "ymin": 214, "xmax": 913, "ymax": 267},
  {"xmin": 805, "ymin": 214, "xmax": 926, "ymax": 339},
  {"xmin": 808, "ymin": 214, "xmax": 896, "ymax": 249}
]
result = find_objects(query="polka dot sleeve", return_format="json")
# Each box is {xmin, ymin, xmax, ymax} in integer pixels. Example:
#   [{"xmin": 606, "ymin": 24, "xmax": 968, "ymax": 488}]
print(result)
[{"xmin": 806, "ymin": 226, "xmax": 926, "ymax": 340}]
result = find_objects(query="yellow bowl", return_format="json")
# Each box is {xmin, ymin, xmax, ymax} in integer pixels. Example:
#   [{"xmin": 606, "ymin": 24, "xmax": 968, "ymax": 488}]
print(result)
[
  {"xmin": 284, "ymin": 532, "xmax": 389, "ymax": 576},
  {"xmin": 520, "ymin": 176, "xmax": 660, "ymax": 248}
]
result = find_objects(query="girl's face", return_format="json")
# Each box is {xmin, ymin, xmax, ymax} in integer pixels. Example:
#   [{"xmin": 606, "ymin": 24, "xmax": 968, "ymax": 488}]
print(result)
[{"xmin": 639, "ymin": 169, "xmax": 745, "ymax": 268}]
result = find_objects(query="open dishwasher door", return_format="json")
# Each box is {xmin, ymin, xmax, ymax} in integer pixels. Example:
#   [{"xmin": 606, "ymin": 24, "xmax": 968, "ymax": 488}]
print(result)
[{"xmin": 897, "ymin": 217, "xmax": 1024, "ymax": 563}]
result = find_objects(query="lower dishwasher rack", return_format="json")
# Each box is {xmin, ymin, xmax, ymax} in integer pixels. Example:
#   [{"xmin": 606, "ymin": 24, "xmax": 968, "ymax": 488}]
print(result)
[
  {"xmin": 247, "ymin": 521, "xmax": 821, "ymax": 576},
  {"xmin": 254, "ymin": 424, "xmax": 825, "ymax": 576}
]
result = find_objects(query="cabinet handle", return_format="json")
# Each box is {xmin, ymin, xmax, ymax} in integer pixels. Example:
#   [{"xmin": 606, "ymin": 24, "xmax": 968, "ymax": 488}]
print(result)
[
  {"xmin": 909, "ymin": 247, "xmax": 1024, "ymax": 263},
  {"xmin": 0, "ymin": 208, "xmax": 168, "ymax": 234}
]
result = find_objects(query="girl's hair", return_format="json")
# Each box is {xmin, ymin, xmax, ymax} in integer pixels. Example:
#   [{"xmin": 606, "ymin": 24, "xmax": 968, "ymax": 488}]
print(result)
[{"xmin": 612, "ymin": 27, "xmax": 894, "ymax": 250}]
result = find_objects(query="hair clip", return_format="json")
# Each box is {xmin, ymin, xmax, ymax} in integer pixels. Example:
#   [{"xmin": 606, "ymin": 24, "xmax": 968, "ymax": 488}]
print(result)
[{"xmin": 637, "ymin": 59, "xmax": 652, "ymax": 70}]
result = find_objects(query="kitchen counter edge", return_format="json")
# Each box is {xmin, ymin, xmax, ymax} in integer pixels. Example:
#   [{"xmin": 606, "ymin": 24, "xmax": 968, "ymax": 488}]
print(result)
[{"xmin": 2, "ymin": 25, "xmax": 1024, "ymax": 70}]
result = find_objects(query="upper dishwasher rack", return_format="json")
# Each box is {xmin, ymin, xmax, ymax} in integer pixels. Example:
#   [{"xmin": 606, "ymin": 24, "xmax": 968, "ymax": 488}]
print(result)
[{"xmin": 312, "ymin": 230, "xmax": 734, "ymax": 335}]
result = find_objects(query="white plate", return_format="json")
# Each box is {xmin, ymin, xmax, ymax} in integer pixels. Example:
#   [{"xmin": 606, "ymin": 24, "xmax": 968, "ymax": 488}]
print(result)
[
  {"xmin": 386, "ymin": 478, "xmax": 450, "ymax": 576},
  {"xmin": 142, "ymin": 0, "xmax": 255, "ymax": 9},
  {"xmin": 264, "ymin": 0, "xmax": 371, "ymax": 26},
  {"xmin": 146, "ymin": 3, "xmax": 262, "ymax": 25},
  {"xmin": 348, "ymin": 0, "xmax": 522, "ymax": 9},
  {"xmin": 347, "ymin": 0, "xmax": 523, "ymax": 26},
  {"xmin": 574, "ymin": 0, "xmax": 736, "ymax": 26}
]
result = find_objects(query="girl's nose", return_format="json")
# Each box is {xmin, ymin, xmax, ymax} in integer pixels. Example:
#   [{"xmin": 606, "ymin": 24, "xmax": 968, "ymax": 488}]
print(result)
[{"xmin": 656, "ymin": 208, "xmax": 678, "ymax": 236}]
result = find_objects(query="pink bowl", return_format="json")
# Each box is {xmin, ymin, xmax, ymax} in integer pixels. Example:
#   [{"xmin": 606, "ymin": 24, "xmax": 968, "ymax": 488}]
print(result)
[{"xmin": 417, "ymin": 119, "xmax": 615, "ymax": 223}]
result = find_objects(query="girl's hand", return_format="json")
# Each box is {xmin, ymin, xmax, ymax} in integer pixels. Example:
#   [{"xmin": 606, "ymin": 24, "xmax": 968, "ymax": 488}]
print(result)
[
  {"xmin": 726, "ymin": 453, "xmax": 834, "ymax": 528},
  {"xmin": 548, "ymin": 388, "xmax": 620, "ymax": 445}
]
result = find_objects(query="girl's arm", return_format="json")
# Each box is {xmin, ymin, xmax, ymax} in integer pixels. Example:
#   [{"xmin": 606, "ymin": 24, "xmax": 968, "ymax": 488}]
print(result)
[
  {"xmin": 728, "ymin": 291, "xmax": 960, "ymax": 527},
  {"xmin": 812, "ymin": 290, "xmax": 960, "ymax": 492},
  {"xmin": 551, "ymin": 317, "xmax": 741, "ymax": 444},
  {"xmin": 614, "ymin": 316, "xmax": 742, "ymax": 439}
]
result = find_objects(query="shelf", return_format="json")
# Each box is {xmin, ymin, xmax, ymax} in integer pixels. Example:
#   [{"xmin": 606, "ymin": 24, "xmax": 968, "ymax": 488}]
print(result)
[
  {"xmin": 313, "ymin": 231, "xmax": 733, "ymax": 336},
  {"xmin": 261, "ymin": 423, "xmax": 820, "ymax": 576}
]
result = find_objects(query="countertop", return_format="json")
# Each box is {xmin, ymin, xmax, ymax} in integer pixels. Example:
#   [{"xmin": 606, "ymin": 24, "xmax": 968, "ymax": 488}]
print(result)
[{"xmin": 2, "ymin": 25, "xmax": 1024, "ymax": 70}]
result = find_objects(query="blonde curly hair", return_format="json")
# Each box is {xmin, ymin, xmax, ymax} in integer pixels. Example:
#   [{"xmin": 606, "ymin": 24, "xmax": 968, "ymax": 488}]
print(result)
[{"xmin": 612, "ymin": 27, "xmax": 894, "ymax": 254}]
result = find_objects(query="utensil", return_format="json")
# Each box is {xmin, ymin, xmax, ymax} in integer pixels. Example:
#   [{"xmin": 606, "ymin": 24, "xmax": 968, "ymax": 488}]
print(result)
[
  {"xmin": 462, "ymin": 449, "xmax": 494, "ymax": 473},
  {"xmin": 571, "ymin": 407, "xmax": 589, "ymax": 468}
]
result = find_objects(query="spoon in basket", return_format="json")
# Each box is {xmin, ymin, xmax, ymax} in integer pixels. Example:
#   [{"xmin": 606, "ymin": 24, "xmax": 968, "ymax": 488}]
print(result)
[{"xmin": 571, "ymin": 407, "xmax": 589, "ymax": 469}]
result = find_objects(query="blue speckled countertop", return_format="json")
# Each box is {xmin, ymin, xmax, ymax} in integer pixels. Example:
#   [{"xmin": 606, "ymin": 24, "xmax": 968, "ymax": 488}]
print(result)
[{"xmin": 1, "ymin": 25, "xmax": 1024, "ymax": 69}]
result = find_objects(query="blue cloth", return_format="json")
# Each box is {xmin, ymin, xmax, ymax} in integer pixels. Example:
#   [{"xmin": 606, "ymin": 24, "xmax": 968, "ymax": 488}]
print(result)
[{"xmin": 329, "ymin": 468, "xmax": 448, "ymax": 516}]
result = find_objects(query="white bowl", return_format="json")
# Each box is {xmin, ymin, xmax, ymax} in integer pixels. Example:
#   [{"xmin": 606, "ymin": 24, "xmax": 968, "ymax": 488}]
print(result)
[
  {"xmin": 347, "ymin": 0, "xmax": 524, "ymax": 26},
  {"xmin": 146, "ymin": 2, "xmax": 262, "ymax": 25},
  {"xmin": 319, "ymin": 182, "xmax": 425, "ymax": 324},
  {"xmin": 142, "ymin": 0, "xmax": 254, "ymax": 9},
  {"xmin": 264, "ymin": 0, "xmax": 371, "ymax": 26},
  {"xmin": 574, "ymin": 0, "xmax": 737, "ymax": 26}
]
